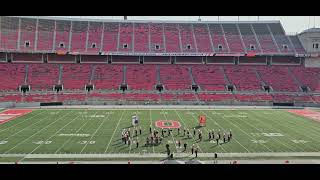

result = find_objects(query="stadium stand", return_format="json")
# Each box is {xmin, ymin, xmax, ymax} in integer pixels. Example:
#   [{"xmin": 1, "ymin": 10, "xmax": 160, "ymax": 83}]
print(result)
[{"xmin": 0, "ymin": 16, "xmax": 318, "ymax": 107}]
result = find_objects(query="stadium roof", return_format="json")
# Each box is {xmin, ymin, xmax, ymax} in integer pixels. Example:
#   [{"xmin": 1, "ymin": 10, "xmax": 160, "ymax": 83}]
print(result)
[
  {"xmin": 300, "ymin": 28, "xmax": 320, "ymax": 34},
  {"xmin": 11, "ymin": 16, "xmax": 281, "ymax": 24}
]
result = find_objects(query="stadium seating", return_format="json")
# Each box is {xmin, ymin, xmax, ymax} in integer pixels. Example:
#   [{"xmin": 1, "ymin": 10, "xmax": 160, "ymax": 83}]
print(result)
[
  {"xmin": 238, "ymin": 23, "xmax": 261, "ymax": 53},
  {"xmin": 159, "ymin": 65, "xmax": 192, "ymax": 90},
  {"xmin": 224, "ymin": 65, "xmax": 262, "ymax": 91},
  {"xmin": 179, "ymin": 24, "xmax": 196, "ymax": 52},
  {"xmin": 0, "ymin": 63, "xmax": 26, "ymax": 91},
  {"xmin": 87, "ymin": 92, "xmax": 122, "ymax": 100},
  {"xmin": 290, "ymin": 66, "xmax": 320, "ymax": 92},
  {"xmin": 0, "ymin": 17, "xmax": 307, "ymax": 55},
  {"xmin": 28, "ymin": 64, "xmax": 59, "ymax": 90},
  {"xmin": 70, "ymin": 21, "xmax": 88, "ymax": 52},
  {"xmin": 192, "ymin": 65, "xmax": 226, "ymax": 91},
  {"xmin": 55, "ymin": 20, "xmax": 71, "ymax": 51},
  {"xmin": 149, "ymin": 23, "xmax": 165, "ymax": 53},
  {"xmin": 124, "ymin": 93, "xmax": 160, "ymax": 101},
  {"xmin": 19, "ymin": 18, "xmax": 36, "ymax": 51},
  {"xmin": 102, "ymin": 22, "xmax": 119, "ymax": 52},
  {"xmin": 208, "ymin": 24, "xmax": 229, "ymax": 53},
  {"xmin": 193, "ymin": 24, "xmax": 212, "ymax": 52},
  {"xmin": 0, "ymin": 17, "xmax": 19, "ymax": 50},
  {"xmin": 61, "ymin": 64, "xmax": 91, "ymax": 90},
  {"xmin": 288, "ymin": 35, "xmax": 306, "ymax": 54},
  {"xmin": 37, "ymin": 19, "xmax": 55, "ymax": 51},
  {"xmin": 164, "ymin": 24, "xmax": 181, "ymax": 52},
  {"xmin": 252, "ymin": 24, "xmax": 279, "ymax": 53},
  {"xmin": 87, "ymin": 22, "xmax": 103, "ymax": 53},
  {"xmin": 235, "ymin": 94, "xmax": 273, "ymax": 102},
  {"xmin": 268, "ymin": 23, "xmax": 294, "ymax": 53},
  {"xmin": 126, "ymin": 65, "xmax": 156, "ymax": 90},
  {"xmin": 160, "ymin": 93, "xmax": 197, "ymax": 101},
  {"xmin": 256, "ymin": 66, "xmax": 300, "ymax": 92},
  {"xmin": 222, "ymin": 24, "xmax": 244, "ymax": 53},
  {"xmin": 134, "ymin": 23, "xmax": 149, "ymax": 52},
  {"xmin": 198, "ymin": 93, "xmax": 234, "ymax": 102},
  {"xmin": 24, "ymin": 93, "xmax": 56, "ymax": 102},
  {"xmin": 92, "ymin": 64, "xmax": 123, "ymax": 90},
  {"xmin": 118, "ymin": 23, "xmax": 133, "ymax": 52}
]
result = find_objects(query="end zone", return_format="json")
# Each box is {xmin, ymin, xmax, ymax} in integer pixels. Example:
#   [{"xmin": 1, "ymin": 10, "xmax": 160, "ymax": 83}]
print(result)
[
  {"xmin": 0, "ymin": 109, "xmax": 33, "ymax": 125},
  {"xmin": 288, "ymin": 109, "xmax": 320, "ymax": 123}
]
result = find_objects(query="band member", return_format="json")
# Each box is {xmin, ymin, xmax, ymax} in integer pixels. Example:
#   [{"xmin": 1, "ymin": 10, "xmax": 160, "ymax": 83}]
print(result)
[
  {"xmin": 128, "ymin": 128, "xmax": 131, "ymax": 137},
  {"xmin": 209, "ymin": 131, "xmax": 212, "ymax": 140},
  {"xmin": 195, "ymin": 147, "xmax": 198, "ymax": 158},
  {"xmin": 193, "ymin": 128, "xmax": 196, "ymax": 136},
  {"xmin": 184, "ymin": 142, "xmax": 187, "ymax": 151},
  {"xmin": 149, "ymin": 125, "xmax": 152, "ymax": 134},
  {"xmin": 178, "ymin": 140, "xmax": 181, "ymax": 148},
  {"xmin": 183, "ymin": 128, "xmax": 186, "ymax": 136},
  {"xmin": 139, "ymin": 127, "xmax": 142, "ymax": 135},
  {"xmin": 229, "ymin": 129, "xmax": 232, "ymax": 139},
  {"xmin": 191, "ymin": 144, "xmax": 194, "ymax": 154},
  {"xmin": 177, "ymin": 128, "xmax": 180, "ymax": 135}
]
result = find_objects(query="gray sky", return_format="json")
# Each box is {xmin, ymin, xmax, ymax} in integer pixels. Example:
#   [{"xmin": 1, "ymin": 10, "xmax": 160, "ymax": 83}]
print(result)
[{"xmin": 48, "ymin": 16, "xmax": 320, "ymax": 34}]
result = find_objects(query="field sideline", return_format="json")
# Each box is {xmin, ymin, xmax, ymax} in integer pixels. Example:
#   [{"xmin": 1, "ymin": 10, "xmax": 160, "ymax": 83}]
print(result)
[{"xmin": 1, "ymin": 108, "xmax": 320, "ymax": 162}]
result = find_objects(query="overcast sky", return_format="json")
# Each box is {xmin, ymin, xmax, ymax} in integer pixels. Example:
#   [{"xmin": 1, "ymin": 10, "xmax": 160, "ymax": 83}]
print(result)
[{"xmin": 48, "ymin": 16, "xmax": 320, "ymax": 34}]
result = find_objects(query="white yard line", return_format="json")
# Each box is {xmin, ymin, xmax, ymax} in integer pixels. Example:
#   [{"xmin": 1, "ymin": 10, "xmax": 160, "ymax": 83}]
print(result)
[
  {"xmin": 216, "ymin": 111, "xmax": 274, "ymax": 152},
  {"xmin": 104, "ymin": 110, "xmax": 126, "ymax": 153},
  {"xmin": 0, "ymin": 110, "xmax": 60, "ymax": 142},
  {"xmin": 8, "ymin": 152, "xmax": 320, "ymax": 159},
  {"xmin": 149, "ymin": 109, "xmax": 155, "ymax": 153},
  {"xmin": 174, "ymin": 110, "xmax": 204, "ymax": 153},
  {"xmin": 246, "ymin": 111, "xmax": 312, "ymax": 152},
  {"xmin": 275, "ymin": 111, "xmax": 320, "ymax": 143},
  {"xmin": 18, "ymin": 110, "xmax": 82, "ymax": 161},
  {"xmin": 188, "ymin": 111, "xmax": 228, "ymax": 153},
  {"xmin": 80, "ymin": 113, "xmax": 111, "ymax": 153},
  {"xmin": 53, "ymin": 110, "xmax": 97, "ymax": 154},
  {"xmin": 161, "ymin": 109, "xmax": 178, "ymax": 153},
  {"xmin": 3, "ymin": 110, "xmax": 73, "ymax": 154},
  {"xmin": 200, "ymin": 110, "xmax": 251, "ymax": 153},
  {"xmin": 0, "ymin": 110, "xmax": 48, "ymax": 133}
]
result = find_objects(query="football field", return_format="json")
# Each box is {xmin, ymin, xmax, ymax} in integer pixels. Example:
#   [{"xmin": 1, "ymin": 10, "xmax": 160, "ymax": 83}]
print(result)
[{"xmin": 1, "ymin": 108, "xmax": 320, "ymax": 162}]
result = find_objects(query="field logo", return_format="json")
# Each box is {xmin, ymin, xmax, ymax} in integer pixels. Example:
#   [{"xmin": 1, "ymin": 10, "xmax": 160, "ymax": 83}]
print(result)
[
  {"xmin": 155, "ymin": 120, "xmax": 181, "ymax": 129},
  {"xmin": 0, "ymin": 109, "xmax": 33, "ymax": 125}
]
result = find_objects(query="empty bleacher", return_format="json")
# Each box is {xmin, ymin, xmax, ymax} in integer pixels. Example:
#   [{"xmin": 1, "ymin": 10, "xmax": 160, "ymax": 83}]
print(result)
[
  {"xmin": 192, "ymin": 65, "xmax": 226, "ymax": 91},
  {"xmin": 61, "ymin": 64, "xmax": 91, "ymax": 90},
  {"xmin": 164, "ymin": 23, "xmax": 181, "ymax": 52},
  {"xmin": 28, "ymin": 64, "xmax": 59, "ymax": 90},
  {"xmin": 91, "ymin": 64, "xmax": 123, "ymax": 90},
  {"xmin": 0, "ymin": 63, "xmax": 26, "ymax": 91},
  {"xmin": 126, "ymin": 65, "xmax": 156, "ymax": 90},
  {"xmin": 159, "ymin": 65, "xmax": 192, "ymax": 90}
]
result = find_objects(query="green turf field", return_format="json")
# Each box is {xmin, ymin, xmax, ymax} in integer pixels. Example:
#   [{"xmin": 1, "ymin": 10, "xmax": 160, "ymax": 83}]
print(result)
[{"xmin": 0, "ymin": 108, "xmax": 320, "ymax": 162}]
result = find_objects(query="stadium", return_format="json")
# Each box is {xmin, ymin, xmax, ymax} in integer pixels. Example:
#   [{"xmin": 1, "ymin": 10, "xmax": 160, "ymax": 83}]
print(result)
[{"xmin": 0, "ymin": 16, "xmax": 320, "ymax": 164}]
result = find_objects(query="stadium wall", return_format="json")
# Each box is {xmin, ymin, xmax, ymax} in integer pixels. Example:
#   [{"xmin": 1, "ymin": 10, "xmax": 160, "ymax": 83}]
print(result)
[{"xmin": 305, "ymin": 57, "xmax": 320, "ymax": 67}]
